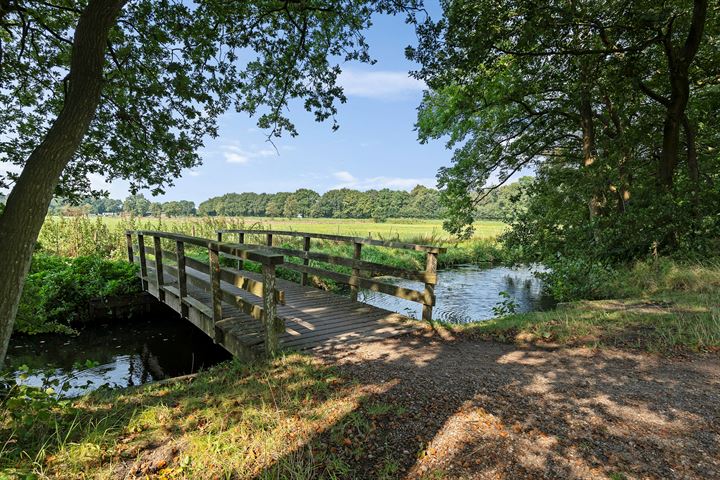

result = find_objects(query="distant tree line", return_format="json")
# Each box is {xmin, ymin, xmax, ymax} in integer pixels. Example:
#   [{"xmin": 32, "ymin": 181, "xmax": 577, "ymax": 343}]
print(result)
[{"xmin": 43, "ymin": 181, "xmax": 530, "ymax": 220}]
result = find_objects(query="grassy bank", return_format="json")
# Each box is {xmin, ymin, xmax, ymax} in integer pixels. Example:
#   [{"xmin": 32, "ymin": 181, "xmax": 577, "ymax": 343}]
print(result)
[
  {"xmin": 0, "ymin": 354, "xmax": 400, "ymax": 478},
  {"xmin": 455, "ymin": 259, "xmax": 720, "ymax": 354}
]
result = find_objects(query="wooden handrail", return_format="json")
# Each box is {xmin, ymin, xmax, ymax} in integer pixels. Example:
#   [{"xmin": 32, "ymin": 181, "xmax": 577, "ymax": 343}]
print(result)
[
  {"xmin": 216, "ymin": 229, "xmax": 448, "ymax": 254},
  {"xmin": 217, "ymin": 228, "xmax": 443, "ymax": 320},
  {"xmin": 126, "ymin": 231, "xmax": 285, "ymax": 357}
]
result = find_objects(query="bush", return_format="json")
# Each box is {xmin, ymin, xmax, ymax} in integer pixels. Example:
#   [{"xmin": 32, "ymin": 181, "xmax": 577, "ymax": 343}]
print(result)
[
  {"xmin": 536, "ymin": 258, "xmax": 618, "ymax": 302},
  {"xmin": 15, "ymin": 254, "xmax": 141, "ymax": 334}
]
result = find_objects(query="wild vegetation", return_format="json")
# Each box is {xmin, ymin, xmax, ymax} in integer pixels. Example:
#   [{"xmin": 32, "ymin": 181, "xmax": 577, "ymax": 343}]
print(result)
[{"xmin": 411, "ymin": 0, "xmax": 719, "ymax": 276}]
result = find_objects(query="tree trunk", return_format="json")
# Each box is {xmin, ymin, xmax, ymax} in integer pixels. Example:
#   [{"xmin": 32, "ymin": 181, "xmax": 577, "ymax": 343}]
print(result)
[
  {"xmin": 658, "ymin": 0, "xmax": 707, "ymax": 189},
  {"xmin": 0, "ymin": 0, "xmax": 126, "ymax": 369}
]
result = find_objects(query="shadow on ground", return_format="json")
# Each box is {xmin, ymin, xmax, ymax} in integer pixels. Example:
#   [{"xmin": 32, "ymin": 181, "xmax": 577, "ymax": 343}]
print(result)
[{"xmin": 259, "ymin": 329, "xmax": 720, "ymax": 479}]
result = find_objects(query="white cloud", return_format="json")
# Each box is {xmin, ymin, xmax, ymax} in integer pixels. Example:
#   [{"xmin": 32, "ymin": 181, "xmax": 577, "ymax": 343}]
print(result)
[
  {"xmin": 224, "ymin": 151, "xmax": 250, "ymax": 164},
  {"xmin": 221, "ymin": 143, "xmax": 278, "ymax": 164},
  {"xmin": 188, "ymin": 170, "xmax": 201, "ymax": 177},
  {"xmin": 331, "ymin": 171, "xmax": 436, "ymax": 191},
  {"xmin": 338, "ymin": 69, "xmax": 425, "ymax": 100},
  {"xmin": 333, "ymin": 171, "xmax": 356, "ymax": 183}
]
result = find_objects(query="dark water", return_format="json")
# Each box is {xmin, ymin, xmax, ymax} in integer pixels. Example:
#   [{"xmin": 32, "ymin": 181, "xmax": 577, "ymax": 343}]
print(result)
[
  {"xmin": 360, "ymin": 264, "xmax": 554, "ymax": 323},
  {"xmin": 5, "ymin": 313, "xmax": 232, "ymax": 397}
]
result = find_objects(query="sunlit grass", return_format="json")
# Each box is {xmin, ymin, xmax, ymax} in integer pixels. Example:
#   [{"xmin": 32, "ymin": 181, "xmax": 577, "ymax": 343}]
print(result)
[
  {"xmin": 455, "ymin": 259, "xmax": 720, "ymax": 354},
  {"xmin": 1, "ymin": 354, "xmax": 366, "ymax": 478}
]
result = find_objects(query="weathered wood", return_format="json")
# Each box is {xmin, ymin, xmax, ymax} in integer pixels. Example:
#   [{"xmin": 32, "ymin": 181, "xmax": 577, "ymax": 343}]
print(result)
[
  {"xmin": 282, "ymin": 262, "xmax": 432, "ymax": 305},
  {"xmin": 128, "ymin": 230, "xmax": 284, "ymax": 265},
  {"xmin": 262, "ymin": 262, "xmax": 281, "ymax": 357},
  {"xmin": 422, "ymin": 252, "xmax": 438, "ymax": 321},
  {"xmin": 137, "ymin": 234, "xmax": 148, "ymax": 290},
  {"xmin": 301, "ymin": 235, "xmax": 311, "ymax": 286},
  {"xmin": 242, "ymin": 245, "xmax": 437, "ymax": 283},
  {"xmin": 153, "ymin": 236, "xmax": 165, "ymax": 302},
  {"xmin": 127, "ymin": 230, "xmax": 424, "ymax": 358},
  {"xmin": 176, "ymin": 240, "xmax": 188, "ymax": 318},
  {"xmin": 350, "ymin": 242, "xmax": 362, "ymax": 302},
  {"xmin": 237, "ymin": 232, "xmax": 245, "ymax": 270},
  {"xmin": 126, "ymin": 233, "xmax": 134, "ymax": 264},
  {"xmin": 217, "ymin": 229, "xmax": 447, "ymax": 253},
  {"xmin": 209, "ymin": 246, "xmax": 222, "ymax": 328}
]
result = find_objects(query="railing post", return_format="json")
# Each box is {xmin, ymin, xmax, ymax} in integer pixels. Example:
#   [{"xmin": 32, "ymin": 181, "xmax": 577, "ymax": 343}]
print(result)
[
  {"xmin": 301, "ymin": 235, "xmax": 311, "ymax": 286},
  {"xmin": 422, "ymin": 251, "xmax": 438, "ymax": 321},
  {"xmin": 266, "ymin": 233, "xmax": 273, "ymax": 247},
  {"xmin": 176, "ymin": 240, "xmax": 188, "ymax": 318},
  {"xmin": 350, "ymin": 242, "xmax": 362, "ymax": 301},
  {"xmin": 153, "ymin": 236, "xmax": 165, "ymax": 301},
  {"xmin": 237, "ymin": 232, "xmax": 245, "ymax": 270},
  {"xmin": 262, "ymin": 261, "xmax": 281, "ymax": 357},
  {"xmin": 126, "ymin": 233, "xmax": 134, "ymax": 264},
  {"xmin": 209, "ymin": 244, "xmax": 222, "ymax": 330},
  {"xmin": 217, "ymin": 231, "xmax": 223, "ymax": 242},
  {"xmin": 137, "ymin": 234, "xmax": 148, "ymax": 290}
]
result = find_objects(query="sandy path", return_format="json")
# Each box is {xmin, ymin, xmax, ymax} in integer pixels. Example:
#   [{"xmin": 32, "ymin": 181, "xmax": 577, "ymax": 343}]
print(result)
[{"xmin": 316, "ymin": 330, "xmax": 720, "ymax": 479}]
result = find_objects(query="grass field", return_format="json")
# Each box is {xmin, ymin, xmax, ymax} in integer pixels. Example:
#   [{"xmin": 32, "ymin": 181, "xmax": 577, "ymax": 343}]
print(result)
[{"xmin": 97, "ymin": 216, "xmax": 507, "ymax": 243}]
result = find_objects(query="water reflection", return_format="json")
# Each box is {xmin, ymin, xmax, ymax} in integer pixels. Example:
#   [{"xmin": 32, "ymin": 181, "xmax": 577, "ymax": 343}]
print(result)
[
  {"xmin": 6, "ymin": 315, "xmax": 232, "ymax": 397},
  {"xmin": 360, "ymin": 264, "xmax": 553, "ymax": 323}
]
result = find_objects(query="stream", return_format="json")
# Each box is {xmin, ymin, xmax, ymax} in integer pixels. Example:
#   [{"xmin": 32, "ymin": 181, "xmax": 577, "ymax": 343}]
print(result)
[{"xmin": 5, "ymin": 264, "xmax": 551, "ymax": 396}]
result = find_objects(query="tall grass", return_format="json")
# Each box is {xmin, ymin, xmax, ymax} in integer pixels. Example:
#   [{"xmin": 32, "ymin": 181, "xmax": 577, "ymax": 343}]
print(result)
[{"xmin": 37, "ymin": 215, "xmax": 507, "ymax": 268}]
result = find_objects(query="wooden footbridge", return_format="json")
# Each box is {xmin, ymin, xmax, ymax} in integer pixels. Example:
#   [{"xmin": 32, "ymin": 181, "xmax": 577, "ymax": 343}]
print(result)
[{"xmin": 125, "ymin": 229, "xmax": 446, "ymax": 359}]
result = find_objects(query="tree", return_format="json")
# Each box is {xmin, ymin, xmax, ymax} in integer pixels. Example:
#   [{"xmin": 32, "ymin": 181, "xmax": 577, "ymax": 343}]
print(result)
[
  {"xmin": 410, "ymin": 0, "xmax": 718, "ymax": 257},
  {"xmin": 123, "ymin": 194, "xmax": 151, "ymax": 217},
  {"xmin": 283, "ymin": 189, "xmax": 320, "ymax": 217},
  {"xmin": 265, "ymin": 192, "xmax": 291, "ymax": 217},
  {"xmin": 0, "ymin": 0, "xmax": 423, "ymax": 367},
  {"xmin": 163, "ymin": 200, "xmax": 196, "ymax": 217}
]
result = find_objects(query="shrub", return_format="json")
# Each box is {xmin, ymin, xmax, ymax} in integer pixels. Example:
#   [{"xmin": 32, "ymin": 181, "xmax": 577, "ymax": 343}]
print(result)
[{"xmin": 15, "ymin": 254, "xmax": 141, "ymax": 334}]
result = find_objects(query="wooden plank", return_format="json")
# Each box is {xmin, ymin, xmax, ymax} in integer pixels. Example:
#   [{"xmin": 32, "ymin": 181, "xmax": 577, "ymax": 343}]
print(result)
[
  {"xmin": 153, "ymin": 236, "xmax": 165, "ymax": 302},
  {"xmin": 301, "ymin": 236, "xmax": 310, "ymax": 286},
  {"xmin": 138, "ymin": 234, "xmax": 148, "ymax": 290},
  {"xmin": 423, "ymin": 251, "xmax": 438, "ymax": 321},
  {"xmin": 281, "ymin": 263, "xmax": 432, "ymax": 305},
  {"xmin": 350, "ymin": 242, "xmax": 362, "ymax": 302},
  {"xmin": 281, "ymin": 318, "xmax": 412, "ymax": 348},
  {"xmin": 242, "ymin": 245, "xmax": 436, "ymax": 283},
  {"xmin": 216, "ymin": 229, "xmax": 447, "ymax": 253},
  {"xmin": 155, "ymin": 249, "xmax": 284, "ymax": 304},
  {"xmin": 127, "ymin": 230, "xmax": 284, "ymax": 265}
]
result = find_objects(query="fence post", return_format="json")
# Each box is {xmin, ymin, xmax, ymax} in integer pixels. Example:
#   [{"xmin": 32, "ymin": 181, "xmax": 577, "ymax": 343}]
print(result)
[
  {"xmin": 153, "ymin": 236, "xmax": 165, "ymax": 301},
  {"xmin": 237, "ymin": 232, "xmax": 245, "ymax": 270},
  {"xmin": 262, "ymin": 261, "xmax": 281, "ymax": 357},
  {"xmin": 176, "ymin": 240, "xmax": 188, "ymax": 318},
  {"xmin": 137, "ymin": 234, "xmax": 148, "ymax": 290},
  {"xmin": 266, "ymin": 233, "xmax": 273, "ymax": 247},
  {"xmin": 209, "ymin": 244, "xmax": 222, "ymax": 331},
  {"xmin": 126, "ymin": 233, "xmax": 134, "ymax": 264},
  {"xmin": 301, "ymin": 235, "xmax": 311, "ymax": 286},
  {"xmin": 350, "ymin": 242, "xmax": 362, "ymax": 301},
  {"xmin": 217, "ymin": 231, "xmax": 223, "ymax": 242},
  {"xmin": 422, "ymin": 252, "xmax": 438, "ymax": 321}
]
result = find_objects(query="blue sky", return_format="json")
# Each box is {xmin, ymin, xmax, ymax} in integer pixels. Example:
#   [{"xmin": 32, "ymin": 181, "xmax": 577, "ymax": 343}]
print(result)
[{"xmin": 92, "ymin": 8, "xmax": 453, "ymax": 203}]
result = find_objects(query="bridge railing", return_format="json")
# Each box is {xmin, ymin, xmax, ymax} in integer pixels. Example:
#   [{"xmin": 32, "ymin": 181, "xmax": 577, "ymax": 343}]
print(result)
[
  {"xmin": 216, "ymin": 229, "xmax": 447, "ymax": 321},
  {"xmin": 125, "ymin": 230, "xmax": 285, "ymax": 357}
]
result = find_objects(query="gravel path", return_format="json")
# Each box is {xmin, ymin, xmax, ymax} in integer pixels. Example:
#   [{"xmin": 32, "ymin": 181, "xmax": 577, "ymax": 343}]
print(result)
[{"xmin": 316, "ymin": 329, "xmax": 720, "ymax": 479}]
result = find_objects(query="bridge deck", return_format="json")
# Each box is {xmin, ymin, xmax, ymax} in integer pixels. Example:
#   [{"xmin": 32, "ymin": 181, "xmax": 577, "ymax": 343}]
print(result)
[{"xmin": 143, "ymin": 263, "xmax": 418, "ymax": 358}]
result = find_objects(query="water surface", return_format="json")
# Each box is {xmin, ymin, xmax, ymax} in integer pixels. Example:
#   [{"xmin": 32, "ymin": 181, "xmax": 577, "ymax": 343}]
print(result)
[
  {"xmin": 6, "ymin": 314, "xmax": 231, "ymax": 397},
  {"xmin": 360, "ymin": 264, "xmax": 553, "ymax": 323}
]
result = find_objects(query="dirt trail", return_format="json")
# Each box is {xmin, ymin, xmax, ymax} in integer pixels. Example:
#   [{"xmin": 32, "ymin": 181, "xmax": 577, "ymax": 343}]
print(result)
[{"xmin": 317, "ymin": 330, "xmax": 720, "ymax": 479}]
